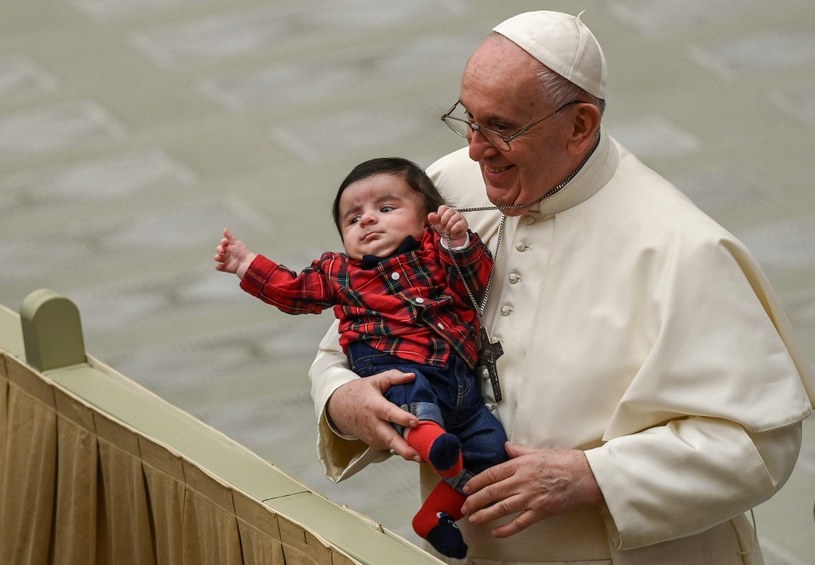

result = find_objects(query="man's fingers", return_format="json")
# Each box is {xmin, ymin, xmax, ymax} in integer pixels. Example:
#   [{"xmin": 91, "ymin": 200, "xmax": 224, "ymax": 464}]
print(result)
[
  {"xmin": 327, "ymin": 371, "xmax": 420, "ymax": 462},
  {"xmin": 461, "ymin": 458, "xmax": 521, "ymax": 516},
  {"xmin": 373, "ymin": 371, "xmax": 418, "ymax": 429},
  {"xmin": 366, "ymin": 371, "xmax": 419, "ymax": 456},
  {"xmin": 384, "ymin": 431, "xmax": 420, "ymax": 462},
  {"xmin": 380, "ymin": 399, "xmax": 418, "ymax": 430},
  {"xmin": 464, "ymin": 456, "xmax": 513, "ymax": 494},
  {"xmin": 490, "ymin": 509, "xmax": 539, "ymax": 538},
  {"xmin": 504, "ymin": 441, "xmax": 535, "ymax": 458},
  {"xmin": 371, "ymin": 369, "xmax": 416, "ymax": 390}
]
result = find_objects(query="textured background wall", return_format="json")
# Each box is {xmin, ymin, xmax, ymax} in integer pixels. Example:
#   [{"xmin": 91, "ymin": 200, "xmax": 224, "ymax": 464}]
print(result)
[{"xmin": 0, "ymin": 1, "xmax": 813, "ymax": 562}]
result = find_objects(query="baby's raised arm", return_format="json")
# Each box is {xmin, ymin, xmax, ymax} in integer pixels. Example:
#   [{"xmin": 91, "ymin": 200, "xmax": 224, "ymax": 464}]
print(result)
[
  {"xmin": 428, "ymin": 205, "xmax": 469, "ymax": 248},
  {"xmin": 214, "ymin": 228, "xmax": 257, "ymax": 279}
]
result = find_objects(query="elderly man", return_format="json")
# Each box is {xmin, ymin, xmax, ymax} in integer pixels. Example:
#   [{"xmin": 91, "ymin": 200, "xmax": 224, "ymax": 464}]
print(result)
[{"xmin": 309, "ymin": 11, "xmax": 814, "ymax": 564}]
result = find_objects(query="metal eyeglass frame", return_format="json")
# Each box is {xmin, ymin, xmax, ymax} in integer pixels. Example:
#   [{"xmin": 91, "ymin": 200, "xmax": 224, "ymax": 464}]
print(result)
[{"xmin": 441, "ymin": 99, "xmax": 581, "ymax": 151}]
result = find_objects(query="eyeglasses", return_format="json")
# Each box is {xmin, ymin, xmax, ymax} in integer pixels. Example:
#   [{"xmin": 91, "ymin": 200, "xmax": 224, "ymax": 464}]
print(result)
[{"xmin": 441, "ymin": 100, "xmax": 581, "ymax": 151}]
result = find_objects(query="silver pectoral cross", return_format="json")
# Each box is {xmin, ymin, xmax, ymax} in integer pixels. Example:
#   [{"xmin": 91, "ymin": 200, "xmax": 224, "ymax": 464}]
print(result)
[{"xmin": 477, "ymin": 327, "xmax": 503, "ymax": 402}]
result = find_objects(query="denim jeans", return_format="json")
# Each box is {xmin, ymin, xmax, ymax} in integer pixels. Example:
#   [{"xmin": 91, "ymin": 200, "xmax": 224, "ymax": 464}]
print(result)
[{"xmin": 348, "ymin": 341, "xmax": 508, "ymax": 479}]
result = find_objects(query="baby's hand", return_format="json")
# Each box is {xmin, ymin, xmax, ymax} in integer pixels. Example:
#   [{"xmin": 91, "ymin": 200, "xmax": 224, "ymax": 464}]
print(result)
[
  {"xmin": 214, "ymin": 228, "xmax": 256, "ymax": 278},
  {"xmin": 429, "ymin": 205, "xmax": 468, "ymax": 248}
]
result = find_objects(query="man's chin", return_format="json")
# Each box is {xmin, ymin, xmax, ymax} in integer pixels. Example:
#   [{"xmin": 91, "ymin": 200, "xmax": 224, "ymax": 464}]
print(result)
[
  {"xmin": 486, "ymin": 191, "xmax": 536, "ymax": 216},
  {"xmin": 486, "ymin": 187, "xmax": 518, "ymax": 209}
]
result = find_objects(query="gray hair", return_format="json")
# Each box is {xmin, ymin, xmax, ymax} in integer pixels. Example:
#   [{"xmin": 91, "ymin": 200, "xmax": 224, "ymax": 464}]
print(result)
[{"xmin": 537, "ymin": 64, "xmax": 606, "ymax": 116}]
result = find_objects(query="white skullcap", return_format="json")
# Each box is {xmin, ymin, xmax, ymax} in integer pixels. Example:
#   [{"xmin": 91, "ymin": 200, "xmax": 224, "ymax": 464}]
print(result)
[{"xmin": 493, "ymin": 10, "xmax": 607, "ymax": 99}]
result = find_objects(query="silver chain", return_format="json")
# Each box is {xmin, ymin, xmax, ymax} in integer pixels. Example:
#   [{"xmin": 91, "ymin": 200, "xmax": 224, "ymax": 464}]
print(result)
[
  {"xmin": 447, "ymin": 215, "xmax": 504, "ymax": 317},
  {"xmin": 445, "ymin": 129, "xmax": 601, "ymax": 318},
  {"xmin": 447, "ymin": 174, "xmax": 569, "ymax": 316}
]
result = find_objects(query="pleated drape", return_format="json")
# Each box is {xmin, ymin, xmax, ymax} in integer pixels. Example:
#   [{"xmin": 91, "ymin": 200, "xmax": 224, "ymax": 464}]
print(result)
[
  {"xmin": 1, "ymin": 358, "xmax": 57, "ymax": 565},
  {"xmin": 0, "ymin": 353, "xmax": 338, "ymax": 565},
  {"xmin": 52, "ymin": 388, "xmax": 98, "ymax": 565}
]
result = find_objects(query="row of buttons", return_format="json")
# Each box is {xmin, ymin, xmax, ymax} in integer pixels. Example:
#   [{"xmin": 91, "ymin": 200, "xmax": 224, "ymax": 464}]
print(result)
[
  {"xmin": 481, "ymin": 217, "xmax": 536, "ymax": 405},
  {"xmin": 503, "ymin": 229, "xmax": 529, "ymax": 316}
]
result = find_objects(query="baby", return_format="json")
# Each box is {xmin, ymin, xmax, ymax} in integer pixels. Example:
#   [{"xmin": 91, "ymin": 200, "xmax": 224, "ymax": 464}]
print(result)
[{"xmin": 215, "ymin": 157, "xmax": 507, "ymax": 558}]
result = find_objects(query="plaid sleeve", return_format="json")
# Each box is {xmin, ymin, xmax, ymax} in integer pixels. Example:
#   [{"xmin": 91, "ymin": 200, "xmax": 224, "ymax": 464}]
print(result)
[
  {"xmin": 239, "ymin": 253, "xmax": 340, "ymax": 314},
  {"xmin": 438, "ymin": 230, "xmax": 494, "ymax": 297}
]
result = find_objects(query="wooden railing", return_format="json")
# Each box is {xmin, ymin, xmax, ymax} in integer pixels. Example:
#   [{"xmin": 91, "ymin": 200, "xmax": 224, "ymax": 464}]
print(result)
[{"xmin": 0, "ymin": 289, "xmax": 441, "ymax": 565}]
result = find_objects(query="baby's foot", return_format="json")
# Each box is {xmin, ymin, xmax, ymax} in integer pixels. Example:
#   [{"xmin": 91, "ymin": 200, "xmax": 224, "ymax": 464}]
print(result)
[{"xmin": 426, "ymin": 513, "xmax": 467, "ymax": 559}]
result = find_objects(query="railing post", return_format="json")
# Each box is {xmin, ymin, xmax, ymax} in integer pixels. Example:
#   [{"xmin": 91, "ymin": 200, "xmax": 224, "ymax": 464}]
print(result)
[{"xmin": 20, "ymin": 289, "xmax": 86, "ymax": 372}]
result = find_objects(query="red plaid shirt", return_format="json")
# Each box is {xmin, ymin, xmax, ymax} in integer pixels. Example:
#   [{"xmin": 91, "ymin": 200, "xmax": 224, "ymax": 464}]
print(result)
[{"xmin": 240, "ymin": 228, "xmax": 493, "ymax": 368}]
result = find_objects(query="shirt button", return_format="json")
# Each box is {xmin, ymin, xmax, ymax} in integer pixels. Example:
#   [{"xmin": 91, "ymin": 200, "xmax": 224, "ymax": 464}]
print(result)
[
  {"xmin": 523, "ymin": 216, "xmax": 535, "ymax": 225},
  {"xmin": 437, "ymin": 323, "xmax": 445, "ymax": 330},
  {"xmin": 500, "ymin": 305, "xmax": 513, "ymax": 316},
  {"xmin": 516, "ymin": 242, "xmax": 528, "ymax": 252},
  {"xmin": 508, "ymin": 272, "xmax": 520, "ymax": 284},
  {"xmin": 391, "ymin": 272, "xmax": 400, "ymax": 280},
  {"xmin": 414, "ymin": 297, "xmax": 424, "ymax": 304}
]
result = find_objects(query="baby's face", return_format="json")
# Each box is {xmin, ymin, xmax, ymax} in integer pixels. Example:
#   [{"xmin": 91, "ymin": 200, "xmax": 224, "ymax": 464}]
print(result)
[{"xmin": 338, "ymin": 173, "xmax": 427, "ymax": 260}]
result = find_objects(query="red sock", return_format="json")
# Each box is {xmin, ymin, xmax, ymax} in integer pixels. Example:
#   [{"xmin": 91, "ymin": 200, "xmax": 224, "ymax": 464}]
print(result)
[
  {"xmin": 406, "ymin": 421, "xmax": 463, "ymax": 478},
  {"xmin": 412, "ymin": 481, "xmax": 468, "ymax": 559}
]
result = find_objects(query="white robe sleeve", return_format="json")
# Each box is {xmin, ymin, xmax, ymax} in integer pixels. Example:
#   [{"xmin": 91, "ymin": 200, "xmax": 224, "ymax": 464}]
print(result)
[
  {"xmin": 586, "ymin": 417, "xmax": 802, "ymax": 549},
  {"xmin": 580, "ymin": 208, "xmax": 812, "ymax": 549},
  {"xmin": 309, "ymin": 320, "xmax": 389, "ymax": 482}
]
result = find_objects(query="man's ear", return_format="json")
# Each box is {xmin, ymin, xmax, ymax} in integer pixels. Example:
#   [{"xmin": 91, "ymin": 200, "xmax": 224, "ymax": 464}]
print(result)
[{"xmin": 567, "ymin": 103, "xmax": 602, "ymax": 155}]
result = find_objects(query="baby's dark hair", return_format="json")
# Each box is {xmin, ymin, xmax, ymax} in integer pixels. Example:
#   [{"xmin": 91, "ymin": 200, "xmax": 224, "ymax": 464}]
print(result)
[{"xmin": 332, "ymin": 157, "xmax": 446, "ymax": 236}]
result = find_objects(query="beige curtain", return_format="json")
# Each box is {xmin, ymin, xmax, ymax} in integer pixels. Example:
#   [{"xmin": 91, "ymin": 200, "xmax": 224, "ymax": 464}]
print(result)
[
  {"xmin": 53, "ymin": 388, "xmax": 98, "ymax": 565},
  {"xmin": 1, "ymin": 356, "xmax": 57, "ymax": 565},
  {"xmin": 0, "ymin": 353, "xmax": 346, "ymax": 565}
]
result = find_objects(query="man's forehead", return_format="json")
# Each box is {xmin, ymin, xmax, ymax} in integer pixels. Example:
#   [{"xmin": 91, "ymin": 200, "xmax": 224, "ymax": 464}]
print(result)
[
  {"xmin": 460, "ymin": 50, "xmax": 546, "ymax": 119},
  {"xmin": 458, "ymin": 86, "xmax": 541, "ymax": 111},
  {"xmin": 465, "ymin": 35, "xmax": 540, "ymax": 78}
]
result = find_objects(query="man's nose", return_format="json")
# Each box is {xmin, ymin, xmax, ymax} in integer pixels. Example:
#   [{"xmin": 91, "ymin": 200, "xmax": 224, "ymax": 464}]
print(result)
[{"xmin": 468, "ymin": 129, "xmax": 498, "ymax": 161}]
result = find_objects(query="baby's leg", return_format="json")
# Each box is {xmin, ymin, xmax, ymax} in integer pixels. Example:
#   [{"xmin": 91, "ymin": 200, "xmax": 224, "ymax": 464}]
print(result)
[
  {"xmin": 412, "ymin": 480, "xmax": 467, "ymax": 559},
  {"xmin": 380, "ymin": 365, "xmax": 463, "ymax": 477}
]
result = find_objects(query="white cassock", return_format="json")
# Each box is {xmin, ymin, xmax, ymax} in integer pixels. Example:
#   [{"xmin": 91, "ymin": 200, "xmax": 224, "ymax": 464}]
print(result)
[{"xmin": 309, "ymin": 131, "xmax": 814, "ymax": 564}]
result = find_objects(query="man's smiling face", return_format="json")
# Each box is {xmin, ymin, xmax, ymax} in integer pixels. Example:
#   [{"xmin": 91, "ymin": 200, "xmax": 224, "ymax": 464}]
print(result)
[{"xmin": 459, "ymin": 36, "xmax": 577, "ymax": 215}]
